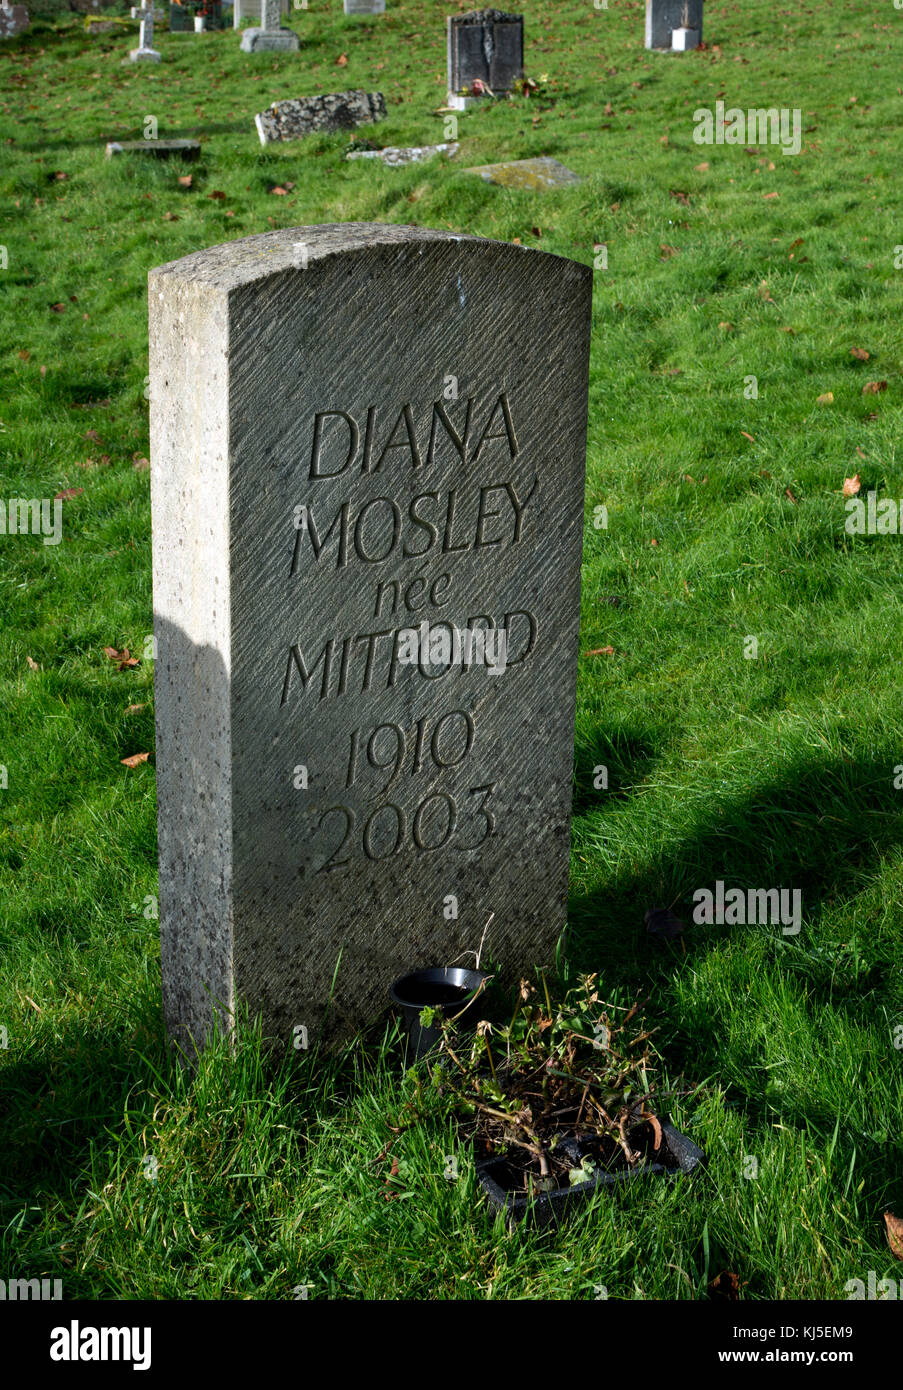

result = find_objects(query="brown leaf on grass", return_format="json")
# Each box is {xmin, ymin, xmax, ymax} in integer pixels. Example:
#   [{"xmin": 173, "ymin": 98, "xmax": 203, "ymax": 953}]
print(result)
[
  {"xmin": 785, "ymin": 487, "xmax": 799, "ymax": 504},
  {"xmin": 49, "ymin": 302, "xmax": 66, "ymax": 313},
  {"xmin": 584, "ymin": 646, "xmax": 615, "ymax": 657},
  {"xmin": 121, "ymin": 752, "xmax": 151, "ymax": 768},
  {"xmin": 104, "ymin": 646, "xmax": 140, "ymax": 670},
  {"xmin": 757, "ymin": 280, "xmax": 774, "ymax": 302},
  {"xmin": 780, "ymin": 326, "xmax": 796, "ymax": 334},
  {"xmin": 336, "ymin": 52, "xmax": 348, "ymax": 66},
  {"xmin": 694, "ymin": 161, "xmax": 709, "ymax": 172},
  {"xmin": 647, "ymin": 1112, "xmax": 662, "ymax": 1151},
  {"xmin": 816, "ymin": 392, "xmax": 834, "ymax": 405},
  {"xmin": 670, "ymin": 188, "xmax": 690, "ymax": 204},
  {"xmin": 132, "ymin": 454, "xmax": 149, "ymax": 471},
  {"xmin": 84, "ymin": 429, "xmax": 102, "ymax": 443},
  {"xmin": 850, "ymin": 347, "xmax": 870, "ymax": 361},
  {"xmin": 270, "ymin": 185, "xmax": 290, "ymax": 196},
  {"xmin": 125, "ymin": 703, "xmax": 146, "ymax": 715},
  {"xmin": 885, "ymin": 1212, "xmax": 903, "ymax": 1259},
  {"xmin": 660, "ymin": 244, "xmax": 678, "ymax": 259},
  {"xmin": 710, "ymin": 1271, "xmax": 743, "ymax": 1300},
  {"xmin": 759, "ymin": 470, "xmax": 772, "ymax": 478},
  {"xmin": 54, "ymin": 487, "xmax": 83, "ymax": 500},
  {"xmin": 659, "ymin": 133, "xmax": 669, "ymax": 146},
  {"xmin": 163, "ymin": 211, "xmax": 180, "ymax": 221},
  {"xmin": 650, "ymin": 537, "xmax": 659, "ymax": 547},
  {"xmin": 53, "ymin": 170, "xmax": 68, "ymax": 181},
  {"xmin": 863, "ymin": 380, "xmax": 887, "ymax": 394},
  {"xmin": 740, "ymin": 431, "xmax": 755, "ymax": 443},
  {"xmin": 208, "ymin": 190, "xmax": 226, "ymax": 200},
  {"xmin": 603, "ymin": 101, "xmax": 614, "ymax": 116},
  {"xmin": 842, "ymin": 474, "xmax": 861, "ymax": 497},
  {"xmin": 26, "ymin": 655, "xmax": 40, "ymax": 671},
  {"xmin": 18, "ymin": 349, "xmax": 30, "ymax": 360},
  {"xmin": 763, "ymin": 191, "xmax": 779, "ymax": 200},
  {"xmin": 177, "ymin": 174, "xmax": 193, "ymax": 188},
  {"xmin": 788, "ymin": 237, "xmax": 803, "ymax": 253}
]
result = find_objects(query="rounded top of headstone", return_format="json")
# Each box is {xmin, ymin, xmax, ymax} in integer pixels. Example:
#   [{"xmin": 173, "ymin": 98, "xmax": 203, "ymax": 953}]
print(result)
[
  {"xmin": 148, "ymin": 222, "xmax": 588, "ymax": 295},
  {"xmin": 450, "ymin": 9, "xmax": 523, "ymax": 23}
]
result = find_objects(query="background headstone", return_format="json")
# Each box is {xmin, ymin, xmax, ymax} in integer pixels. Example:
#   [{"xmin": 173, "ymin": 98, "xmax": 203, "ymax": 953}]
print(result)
[
  {"xmin": 128, "ymin": 1, "xmax": 163, "ymax": 60},
  {"xmin": 255, "ymin": 91, "xmax": 386, "ymax": 144},
  {"xmin": 645, "ymin": 0, "xmax": 702, "ymax": 50},
  {"xmin": 239, "ymin": 0, "xmax": 298, "ymax": 50},
  {"xmin": 233, "ymin": 0, "xmax": 287, "ymax": 26},
  {"xmin": 0, "ymin": 1, "xmax": 29, "ymax": 37},
  {"xmin": 447, "ymin": 8, "xmax": 523, "ymax": 105},
  {"xmin": 466, "ymin": 156, "xmax": 580, "ymax": 189},
  {"xmin": 149, "ymin": 222, "xmax": 591, "ymax": 1053}
]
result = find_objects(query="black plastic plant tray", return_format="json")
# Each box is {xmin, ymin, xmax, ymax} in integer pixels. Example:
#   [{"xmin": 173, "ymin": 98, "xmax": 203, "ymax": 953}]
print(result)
[{"xmin": 475, "ymin": 1118, "xmax": 705, "ymax": 1228}]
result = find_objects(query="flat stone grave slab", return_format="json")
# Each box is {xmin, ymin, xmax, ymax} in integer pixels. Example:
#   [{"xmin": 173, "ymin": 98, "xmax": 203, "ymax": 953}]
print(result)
[
  {"xmin": 149, "ymin": 222, "xmax": 591, "ymax": 1052},
  {"xmin": 346, "ymin": 141, "xmax": 458, "ymax": 166},
  {"xmin": 255, "ymin": 91, "xmax": 386, "ymax": 145},
  {"xmin": 106, "ymin": 138, "xmax": 202, "ymax": 159},
  {"xmin": 466, "ymin": 156, "xmax": 581, "ymax": 190}
]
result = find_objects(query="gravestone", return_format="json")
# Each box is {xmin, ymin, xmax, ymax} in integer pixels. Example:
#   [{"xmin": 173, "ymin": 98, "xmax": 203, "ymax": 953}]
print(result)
[
  {"xmin": 127, "ymin": 1, "xmax": 163, "ymax": 60},
  {"xmin": 255, "ymin": 91, "xmax": 386, "ymax": 145},
  {"xmin": 168, "ymin": 2, "xmax": 193, "ymax": 30},
  {"xmin": 447, "ymin": 9, "xmax": 523, "ymax": 109},
  {"xmin": 239, "ymin": 0, "xmax": 298, "ymax": 50},
  {"xmin": 645, "ymin": 0, "xmax": 702, "ymax": 50},
  {"xmin": 233, "ymin": 0, "xmax": 287, "ymax": 26},
  {"xmin": 344, "ymin": 0, "xmax": 385, "ymax": 12},
  {"xmin": 149, "ymin": 222, "xmax": 591, "ymax": 1053},
  {"xmin": 0, "ymin": 1, "xmax": 29, "ymax": 38}
]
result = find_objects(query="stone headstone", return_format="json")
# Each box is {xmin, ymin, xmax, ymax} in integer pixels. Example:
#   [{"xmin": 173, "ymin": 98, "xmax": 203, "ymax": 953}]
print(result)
[
  {"xmin": 168, "ymin": 1, "xmax": 193, "ymax": 30},
  {"xmin": 106, "ymin": 138, "xmax": 201, "ymax": 159},
  {"xmin": 447, "ymin": 9, "xmax": 523, "ymax": 107},
  {"xmin": 466, "ymin": 156, "xmax": 580, "ymax": 190},
  {"xmin": 127, "ymin": 2, "xmax": 164, "ymax": 60},
  {"xmin": 149, "ymin": 222, "xmax": 591, "ymax": 1053},
  {"xmin": 344, "ymin": 0, "xmax": 385, "ymax": 12},
  {"xmin": 239, "ymin": 0, "xmax": 298, "ymax": 50},
  {"xmin": 645, "ymin": 0, "xmax": 702, "ymax": 50},
  {"xmin": 233, "ymin": 0, "xmax": 287, "ymax": 26},
  {"xmin": 0, "ymin": 1, "xmax": 29, "ymax": 38},
  {"xmin": 255, "ymin": 91, "xmax": 386, "ymax": 145}
]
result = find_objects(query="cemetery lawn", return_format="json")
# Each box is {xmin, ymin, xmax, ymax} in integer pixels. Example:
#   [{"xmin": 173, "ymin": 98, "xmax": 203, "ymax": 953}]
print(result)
[{"xmin": 2, "ymin": 0, "xmax": 902, "ymax": 1300}]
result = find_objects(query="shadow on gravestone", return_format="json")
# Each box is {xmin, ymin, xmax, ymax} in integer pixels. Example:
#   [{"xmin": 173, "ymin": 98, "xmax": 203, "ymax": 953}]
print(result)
[{"xmin": 149, "ymin": 223, "xmax": 591, "ymax": 1055}]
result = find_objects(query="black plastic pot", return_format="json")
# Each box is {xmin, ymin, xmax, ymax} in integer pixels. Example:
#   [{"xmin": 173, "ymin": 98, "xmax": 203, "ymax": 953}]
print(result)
[
  {"xmin": 390, "ymin": 967, "xmax": 489, "ymax": 1061},
  {"xmin": 476, "ymin": 1118, "xmax": 705, "ymax": 1227}
]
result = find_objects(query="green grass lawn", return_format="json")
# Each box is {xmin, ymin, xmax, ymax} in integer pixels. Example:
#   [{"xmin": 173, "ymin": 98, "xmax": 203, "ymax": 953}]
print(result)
[{"xmin": 1, "ymin": 0, "xmax": 902, "ymax": 1300}]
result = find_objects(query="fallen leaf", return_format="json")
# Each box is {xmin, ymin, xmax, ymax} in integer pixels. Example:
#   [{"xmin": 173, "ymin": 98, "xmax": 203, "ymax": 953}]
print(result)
[
  {"xmin": 710, "ymin": 1271, "xmax": 743, "ymax": 1300},
  {"xmin": 163, "ymin": 211, "xmax": 180, "ymax": 221},
  {"xmin": 125, "ymin": 703, "xmax": 146, "ymax": 715},
  {"xmin": 780, "ymin": 326, "xmax": 796, "ymax": 334},
  {"xmin": 18, "ymin": 349, "xmax": 30, "ymax": 361},
  {"xmin": 53, "ymin": 170, "xmax": 68, "ymax": 181},
  {"xmin": 785, "ymin": 487, "xmax": 799, "ymax": 503},
  {"xmin": 885, "ymin": 1212, "xmax": 903, "ymax": 1259},
  {"xmin": 604, "ymin": 101, "xmax": 614, "ymax": 116},
  {"xmin": 659, "ymin": 133, "xmax": 669, "ymax": 145},
  {"xmin": 816, "ymin": 392, "xmax": 834, "ymax": 406},
  {"xmin": 511, "ymin": 236, "xmax": 521, "ymax": 245},
  {"xmin": 26, "ymin": 655, "xmax": 40, "ymax": 671},
  {"xmin": 759, "ymin": 470, "xmax": 772, "ymax": 478},
  {"xmin": 856, "ymin": 447, "xmax": 868, "ymax": 459},
  {"xmin": 121, "ymin": 752, "xmax": 151, "ymax": 768},
  {"xmin": 84, "ymin": 429, "xmax": 102, "ymax": 443},
  {"xmin": 763, "ymin": 191, "xmax": 779, "ymax": 200},
  {"xmin": 718, "ymin": 321, "xmax": 732, "ymax": 331},
  {"xmin": 54, "ymin": 487, "xmax": 83, "ymax": 500},
  {"xmin": 49, "ymin": 302, "xmax": 66, "ymax": 313},
  {"xmin": 863, "ymin": 380, "xmax": 887, "ymax": 394},
  {"xmin": 650, "ymin": 537, "xmax": 659, "ymax": 546},
  {"xmin": 177, "ymin": 174, "xmax": 193, "ymax": 188},
  {"xmin": 850, "ymin": 347, "xmax": 870, "ymax": 361},
  {"xmin": 757, "ymin": 280, "xmax": 774, "ymax": 302},
  {"xmin": 208, "ymin": 190, "xmax": 226, "ymax": 200},
  {"xmin": 270, "ymin": 185, "xmax": 289, "ymax": 196},
  {"xmin": 104, "ymin": 646, "xmax": 140, "ymax": 670},
  {"xmin": 660, "ymin": 244, "xmax": 678, "ymax": 259},
  {"xmin": 644, "ymin": 906, "xmax": 684, "ymax": 939},
  {"xmin": 584, "ymin": 646, "xmax": 615, "ymax": 657},
  {"xmin": 132, "ymin": 454, "xmax": 150, "ymax": 471},
  {"xmin": 336, "ymin": 52, "xmax": 348, "ymax": 66},
  {"xmin": 694, "ymin": 161, "xmax": 709, "ymax": 171},
  {"xmin": 842, "ymin": 474, "xmax": 861, "ymax": 497},
  {"xmin": 740, "ymin": 431, "xmax": 755, "ymax": 443},
  {"xmin": 670, "ymin": 188, "xmax": 690, "ymax": 205}
]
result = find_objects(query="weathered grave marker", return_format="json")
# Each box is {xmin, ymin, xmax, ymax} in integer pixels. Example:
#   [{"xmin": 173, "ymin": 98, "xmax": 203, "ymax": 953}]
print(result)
[
  {"xmin": 645, "ymin": 0, "xmax": 702, "ymax": 50},
  {"xmin": 239, "ymin": 0, "xmax": 298, "ymax": 51},
  {"xmin": 127, "ymin": 1, "xmax": 163, "ymax": 60},
  {"xmin": 150, "ymin": 223, "xmax": 591, "ymax": 1054},
  {"xmin": 466, "ymin": 156, "xmax": 580, "ymax": 189},
  {"xmin": 447, "ymin": 8, "xmax": 523, "ymax": 109},
  {"xmin": 233, "ymin": 0, "xmax": 288, "ymax": 27},
  {"xmin": 0, "ymin": 1, "xmax": 29, "ymax": 39},
  {"xmin": 254, "ymin": 91, "xmax": 386, "ymax": 145}
]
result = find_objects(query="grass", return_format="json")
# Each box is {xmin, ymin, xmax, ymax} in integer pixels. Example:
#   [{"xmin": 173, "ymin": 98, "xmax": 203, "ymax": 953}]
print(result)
[{"xmin": 1, "ymin": 0, "xmax": 903, "ymax": 1300}]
